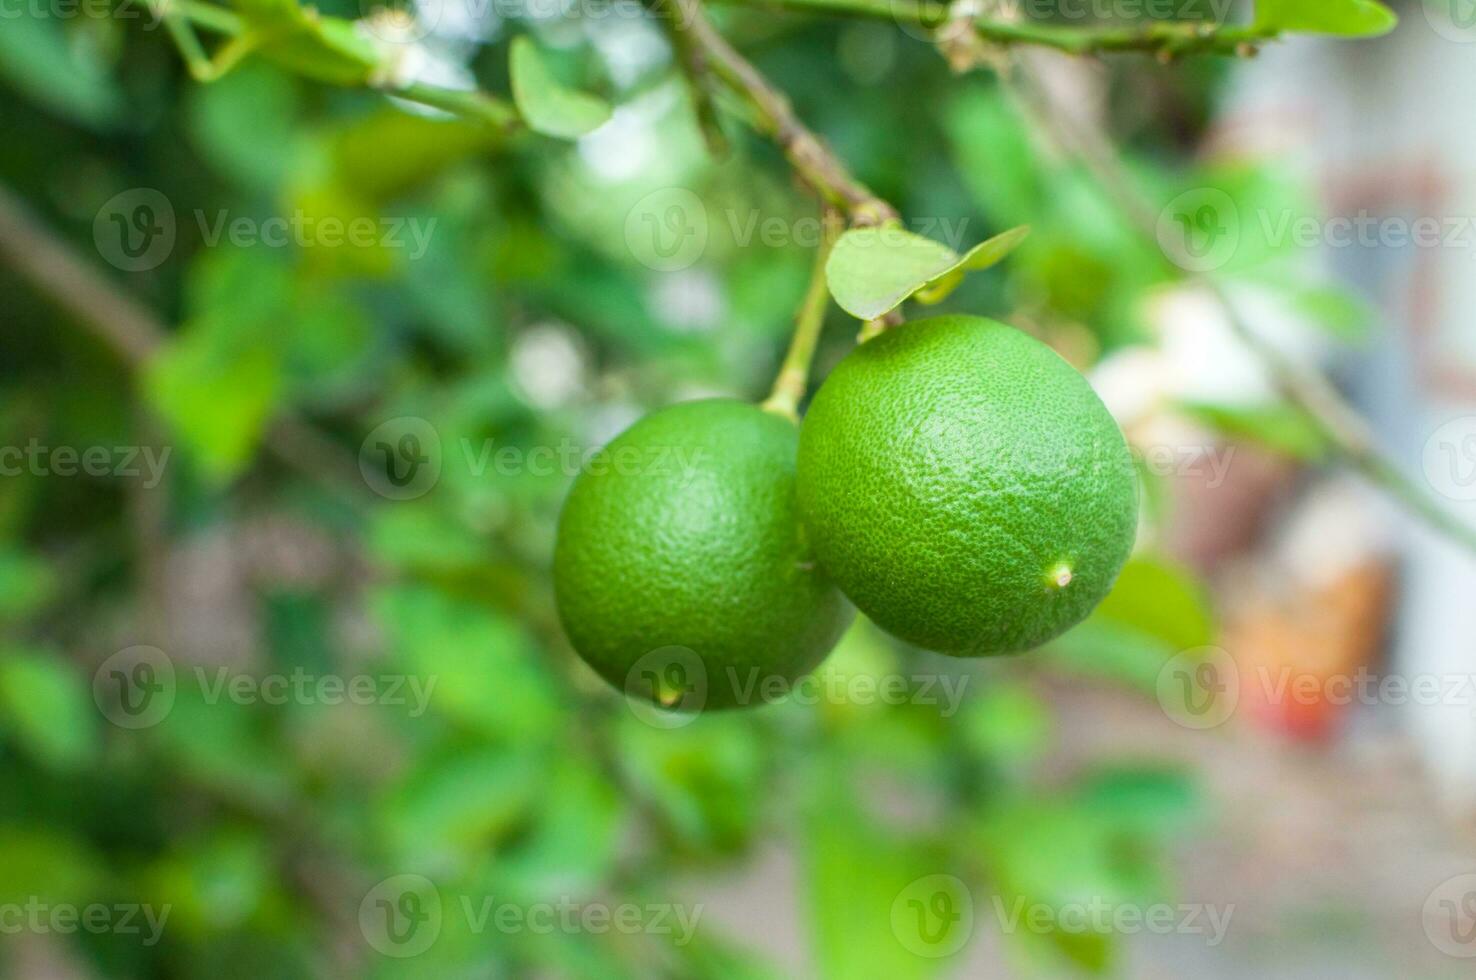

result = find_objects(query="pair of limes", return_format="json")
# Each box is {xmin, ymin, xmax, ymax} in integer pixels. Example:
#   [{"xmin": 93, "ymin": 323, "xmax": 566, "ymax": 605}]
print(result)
[{"xmin": 553, "ymin": 316, "xmax": 1139, "ymax": 710}]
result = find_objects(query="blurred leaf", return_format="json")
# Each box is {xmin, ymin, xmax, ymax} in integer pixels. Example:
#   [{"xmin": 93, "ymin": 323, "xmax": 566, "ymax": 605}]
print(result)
[
  {"xmin": 0, "ymin": 15, "xmax": 119, "ymax": 128},
  {"xmin": 155, "ymin": 688, "xmax": 297, "ymax": 809},
  {"xmin": 141, "ymin": 831, "xmax": 274, "ymax": 936},
  {"xmin": 0, "ymin": 549, "xmax": 58, "ymax": 624},
  {"xmin": 962, "ymin": 683, "xmax": 1049, "ymax": 766},
  {"xmin": 1179, "ymin": 401, "xmax": 1332, "ymax": 461},
  {"xmin": 825, "ymin": 224, "xmax": 1027, "ymax": 320},
  {"xmin": 1254, "ymin": 0, "xmax": 1397, "ymax": 36},
  {"xmin": 146, "ymin": 329, "xmax": 281, "ymax": 480},
  {"xmin": 241, "ymin": 4, "xmax": 382, "ymax": 86},
  {"xmin": 1052, "ymin": 556, "xmax": 1214, "ymax": 691},
  {"xmin": 1075, "ymin": 766, "xmax": 1201, "ymax": 839},
  {"xmin": 189, "ymin": 63, "xmax": 303, "ymax": 193},
  {"xmin": 0, "ymin": 648, "xmax": 97, "ymax": 770},
  {"xmin": 0, "ymin": 826, "xmax": 102, "ymax": 905},
  {"xmin": 1285, "ymin": 284, "xmax": 1372, "ymax": 342},
  {"xmin": 617, "ymin": 714, "xmax": 764, "ymax": 855},
  {"xmin": 510, "ymin": 36, "xmax": 612, "ymax": 140},
  {"xmin": 805, "ymin": 776, "xmax": 963, "ymax": 978},
  {"xmin": 381, "ymin": 746, "xmax": 546, "ymax": 863},
  {"xmin": 375, "ymin": 585, "xmax": 562, "ymax": 743},
  {"xmin": 321, "ymin": 109, "xmax": 503, "ymax": 203}
]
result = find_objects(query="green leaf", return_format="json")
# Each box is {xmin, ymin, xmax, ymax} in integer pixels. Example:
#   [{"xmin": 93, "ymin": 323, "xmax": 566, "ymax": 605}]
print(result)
[
  {"xmin": 509, "ymin": 36, "xmax": 612, "ymax": 140},
  {"xmin": 805, "ymin": 777, "xmax": 964, "ymax": 977},
  {"xmin": 375, "ymin": 585, "xmax": 561, "ymax": 743},
  {"xmin": 1179, "ymin": 401, "xmax": 1332, "ymax": 461},
  {"xmin": 381, "ymin": 747, "xmax": 545, "ymax": 862},
  {"xmin": 0, "ymin": 16, "xmax": 119, "ymax": 128},
  {"xmin": 0, "ymin": 648, "xmax": 97, "ymax": 770},
  {"xmin": 1254, "ymin": 0, "xmax": 1397, "ymax": 37},
  {"xmin": 1051, "ymin": 556, "xmax": 1214, "ymax": 691},
  {"xmin": 0, "ymin": 550, "xmax": 57, "ymax": 624},
  {"xmin": 825, "ymin": 224, "xmax": 1028, "ymax": 320},
  {"xmin": 146, "ymin": 329, "xmax": 282, "ymax": 480}
]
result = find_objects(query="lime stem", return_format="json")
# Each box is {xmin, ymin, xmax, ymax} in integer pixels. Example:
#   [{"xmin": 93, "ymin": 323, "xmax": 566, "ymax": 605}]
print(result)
[{"xmin": 762, "ymin": 208, "xmax": 842, "ymax": 421}]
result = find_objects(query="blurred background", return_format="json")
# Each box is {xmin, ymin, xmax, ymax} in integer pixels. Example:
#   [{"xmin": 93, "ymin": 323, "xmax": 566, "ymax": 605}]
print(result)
[{"xmin": 2, "ymin": 0, "xmax": 1476, "ymax": 976}]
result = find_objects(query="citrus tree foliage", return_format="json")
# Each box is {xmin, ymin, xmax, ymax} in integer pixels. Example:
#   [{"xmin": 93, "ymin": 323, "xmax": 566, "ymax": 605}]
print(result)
[{"xmin": 0, "ymin": 0, "xmax": 1400, "ymax": 976}]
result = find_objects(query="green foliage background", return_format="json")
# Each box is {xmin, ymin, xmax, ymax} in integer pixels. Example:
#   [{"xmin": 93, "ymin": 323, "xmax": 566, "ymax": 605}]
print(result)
[{"xmin": 0, "ymin": 0, "xmax": 1375, "ymax": 975}]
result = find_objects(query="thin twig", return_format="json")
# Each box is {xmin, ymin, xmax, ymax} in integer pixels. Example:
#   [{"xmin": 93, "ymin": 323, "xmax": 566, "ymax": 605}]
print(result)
[
  {"xmin": 676, "ymin": 2, "xmax": 898, "ymax": 225},
  {"xmin": 707, "ymin": 0, "xmax": 1272, "ymax": 58},
  {"xmin": 762, "ymin": 207, "xmax": 843, "ymax": 419},
  {"xmin": 0, "ymin": 183, "xmax": 368, "ymax": 503},
  {"xmin": 1003, "ymin": 56, "xmax": 1476, "ymax": 556}
]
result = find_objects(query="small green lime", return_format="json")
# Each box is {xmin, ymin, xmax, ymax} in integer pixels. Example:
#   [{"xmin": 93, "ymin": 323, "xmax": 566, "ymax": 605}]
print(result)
[
  {"xmin": 554, "ymin": 399, "xmax": 853, "ymax": 710},
  {"xmin": 796, "ymin": 316, "xmax": 1138, "ymax": 656}
]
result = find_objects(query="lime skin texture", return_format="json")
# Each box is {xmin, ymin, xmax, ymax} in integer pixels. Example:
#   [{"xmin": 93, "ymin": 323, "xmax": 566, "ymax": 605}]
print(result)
[
  {"xmin": 796, "ymin": 315, "xmax": 1138, "ymax": 657},
  {"xmin": 554, "ymin": 399, "xmax": 854, "ymax": 710}
]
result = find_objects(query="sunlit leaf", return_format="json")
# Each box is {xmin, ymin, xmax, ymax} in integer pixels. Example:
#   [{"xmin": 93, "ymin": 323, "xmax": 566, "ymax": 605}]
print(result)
[
  {"xmin": 510, "ymin": 36, "xmax": 612, "ymax": 140},
  {"xmin": 1254, "ymin": 0, "xmax": 1397, "ymax": 37},
  {"xmin": 826, "ymin": 224, "xmax": 1028, "ymax": 320}
]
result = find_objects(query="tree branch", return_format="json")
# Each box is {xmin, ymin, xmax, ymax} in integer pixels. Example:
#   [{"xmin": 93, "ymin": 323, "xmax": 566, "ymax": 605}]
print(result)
[
  {"xmin": 1001, "ymin": 57, "xmax": 1476, "ymax": 556},
  {"xmin": 673, "ymin": 1, "xmax": 898, "ymax": 225},
  {"xmin": 762, "ymin": 207, "xmax": 843, "ymax": 419},
  {"xmin": 708, "ymin": 0, "xmax": 1272, "ymax": 59},
  {"xmin": 0, "ymin": 183, "xmax": 368, "ymax": 503}
]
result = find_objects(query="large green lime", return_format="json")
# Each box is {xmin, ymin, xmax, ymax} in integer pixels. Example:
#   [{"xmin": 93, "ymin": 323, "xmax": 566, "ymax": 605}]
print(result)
[
  {"xmin": 796, "ymin": 316, "xmax": 1138, "ymax": 656},
  {"xmin": 554, "ymin": 399, "xmax": 853, "ymax": 710}
]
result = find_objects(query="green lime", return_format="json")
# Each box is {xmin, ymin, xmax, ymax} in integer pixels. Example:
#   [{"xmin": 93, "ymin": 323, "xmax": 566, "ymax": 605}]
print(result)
[
  {"xmin": 554, "ymin": 399, "xmax": 853, "ymax": 710},
  {"xmin": 796, "ymin": 316, "xmax": 1138, "ymax": 656}
]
